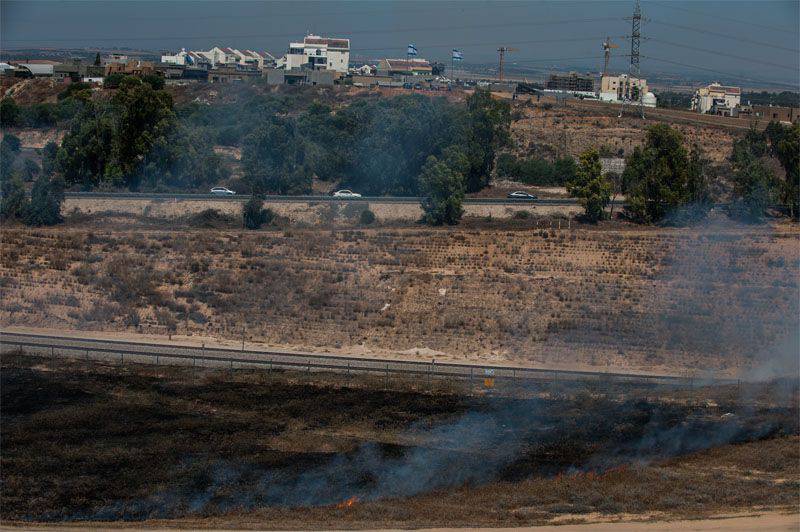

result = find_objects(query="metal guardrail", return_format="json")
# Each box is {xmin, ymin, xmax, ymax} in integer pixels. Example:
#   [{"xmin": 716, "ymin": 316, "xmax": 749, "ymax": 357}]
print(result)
[
  {"xmin": 0, "ymin": 332, "xmax": 736, "ymax": 387},
  {"xmin": 63, "ymin": 192, "xmax": 612, "ymax": 206}
]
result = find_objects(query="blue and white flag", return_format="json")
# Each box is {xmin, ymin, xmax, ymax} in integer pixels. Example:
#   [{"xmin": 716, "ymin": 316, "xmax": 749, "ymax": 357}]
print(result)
[
  {"xmin": 452, "ymin": 49, "xmax": 463, "ymax": 61},
  {"xmin": 407, "ymin": 43, "xmax": 418, "ymax": 56}
]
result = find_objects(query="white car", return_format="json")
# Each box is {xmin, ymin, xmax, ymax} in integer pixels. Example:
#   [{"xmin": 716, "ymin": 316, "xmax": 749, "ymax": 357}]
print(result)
[
  {"xmin": 333, "ymin": 189, "xmax": 362, "ymax": 198},
  {"xmin": 507, "ymin": 191, "xmax": 538, "ymax": 200},
  {"xmin": 210, "ymin": 186, "xmax": 236, "ymax": 196}
]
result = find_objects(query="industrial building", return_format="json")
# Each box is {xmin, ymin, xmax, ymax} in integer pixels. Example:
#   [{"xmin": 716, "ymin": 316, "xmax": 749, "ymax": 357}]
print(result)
[
  {"xmin": 691, "ymin": 83, "xmax": 741, "ymax": 115},
  {"xmin": 545, "ymin": 72, "xmax": 593, "ymax": 92}
]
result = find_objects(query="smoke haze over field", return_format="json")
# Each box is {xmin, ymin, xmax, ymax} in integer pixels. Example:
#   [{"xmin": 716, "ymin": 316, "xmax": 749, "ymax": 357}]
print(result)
[{"xmin": 2, "ymin": 1, "xmax": 798, "ymax": 86}]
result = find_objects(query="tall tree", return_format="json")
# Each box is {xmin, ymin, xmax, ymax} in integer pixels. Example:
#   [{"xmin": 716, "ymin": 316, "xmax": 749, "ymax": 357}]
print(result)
[
  {"xmin": 729, "ymin": 128, "xmax": 778, "ymax": 221},
  {"xmin": 418, "ymin": 150, "xmax": 467, "ymax": 225},
  {"xmin": 623, "ymin": 124, "xmax": 709, "ymax": 223},
  {"xmin": 464, "ymin": 90, "xmax": 511, "ymax": 192},
  {"xmin": 765, "ymin": 122, "xmax": 799, "ymax": 219},
  {"xmin": 567, "ymin": 148, "xmax": 612, "ymax": 222},
  {"xmin": 242, "ymin": 117, "xmax": 311, "ymax": 195}
]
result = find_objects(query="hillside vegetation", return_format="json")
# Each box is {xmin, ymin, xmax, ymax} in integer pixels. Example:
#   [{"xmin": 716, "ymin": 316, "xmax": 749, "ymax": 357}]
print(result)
[{"xmin": 1, "ymin": 224, "xmax": 796, "ymax": 375}]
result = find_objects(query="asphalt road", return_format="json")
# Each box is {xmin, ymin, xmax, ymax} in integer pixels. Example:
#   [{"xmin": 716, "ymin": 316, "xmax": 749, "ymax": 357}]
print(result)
[
  {"xmin": 1, "ymin": 330, "xmax": 733, "ymax": 387},
  {"xmin": 64, "ymin": 192, "xmax": 616, "ymax": 206}
]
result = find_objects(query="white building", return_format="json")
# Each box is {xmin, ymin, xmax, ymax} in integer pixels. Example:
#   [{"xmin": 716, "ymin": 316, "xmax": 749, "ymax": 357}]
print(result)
[
  {"xmin": 280, "ymin": 35, "xmax": 350, "ymax": 73},
  {"xmin": 691, "ymin": 83, "xmax": 741, "ymax": 114},
  {"xmin": 162, "ymin": 47, "xmax": 274, "ymax": 69},
  {"xmin": 600, "ymin": 74, "xmax": 648, "ymax": 102}
]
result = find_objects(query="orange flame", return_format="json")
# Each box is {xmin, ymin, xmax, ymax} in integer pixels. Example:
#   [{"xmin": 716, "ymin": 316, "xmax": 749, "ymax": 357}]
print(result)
[{"xmin": 336, "ymin": 496, "xmax": 359, "ymax": 509}]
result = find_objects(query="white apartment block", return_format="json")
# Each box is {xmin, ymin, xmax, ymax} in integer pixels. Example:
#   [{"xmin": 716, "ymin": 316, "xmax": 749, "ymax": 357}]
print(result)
[
  {"xmin": 691, "ymin": 83, "xmax": 741, "ymax": 114},
  {"xmin": 161, "ymin": 47, "xmax": 274, "ymax": 69},
  {"xmin": 280, "ymin": 35, "xmax": 350, "ymax": 73}
]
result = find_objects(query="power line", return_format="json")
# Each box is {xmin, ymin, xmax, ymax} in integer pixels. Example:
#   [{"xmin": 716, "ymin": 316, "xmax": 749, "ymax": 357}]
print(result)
[
  {"xmin": 649, "ymin": 38, "xmax": 799, "ymax": 72},
  {"xmin": 650, "ymin": 19, "xmax": 800, "ymax": 54},
  {"xmin": 648, "ymin": 1, "xmax": 798, "ymax": 35},
  {"xmin": 351, "ymin": 36, "xmax": 626, "ymax": 55},
  {"xmin": 643, "ymin": 55, "xmax": 798, "ymax": 89}
]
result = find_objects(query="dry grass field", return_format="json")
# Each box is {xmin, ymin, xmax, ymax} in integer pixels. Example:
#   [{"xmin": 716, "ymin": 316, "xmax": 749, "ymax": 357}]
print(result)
[
  {"xmin": 1, "ymin": 352, "xmax": 797, "ymax": 527},
  {"xmin": 1, "ymin": 221, "xmax": 797, "ymax": 376},
  {"xmin": 511, "ymin": 100, "xmax": 738, "ymax": 165}
]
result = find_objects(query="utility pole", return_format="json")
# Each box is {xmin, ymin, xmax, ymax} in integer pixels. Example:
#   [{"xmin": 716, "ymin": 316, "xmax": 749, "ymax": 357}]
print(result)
[
  {"xmin": 619, "ymin": 0, "xmax": 645, "ymax": 119},
  {"xmin": 497, "ymin": 47, "xmax": 517, "ymax": 82}
]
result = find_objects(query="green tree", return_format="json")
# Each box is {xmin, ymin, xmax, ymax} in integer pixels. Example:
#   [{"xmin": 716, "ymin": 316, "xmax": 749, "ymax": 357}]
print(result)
[
  {"xmin": 112, "ymin": 77, "xmax": 175, "ymax": 182},
  {"xmin": 464, "ymin": 89, "xmax": 511, "ymax": 192},
  {"xmin": 765, "ymin": 122, "xmax": 799, "ymax": 219},
  {"xmin": 623, "ymin": 124, "xmax": 709, "ymax": 223},
  {"xmin": 41, "ymin": 141, "xmax": 59, "ymax": 176},
  {"xmin": 242, "ymin": 117, "xmax": 311, "ymax": 195},
  {"xmin": 728, "ymin": 126, "xmax": 780, "ymax": 221},
  {"xmin": 418, "ymin": 152, "xmax": 466, "ymax": 225},
  {"xmin": 0, "ymin": 98, "xmax": 19, "ymax": 127},
  {"xmin": 0, "ymin": 173, "xmax": 28, "ymax": 220},
  {"xmin": 24, "ymin": 174, "xmax": 64, "ymax": 226},
  {"xmin": 0, "ymin": 142, "xmax": 15, "ymax": 179},
  {"xmin": 567, "ymin": 148, "xmax": 612, "ymax": 222}
]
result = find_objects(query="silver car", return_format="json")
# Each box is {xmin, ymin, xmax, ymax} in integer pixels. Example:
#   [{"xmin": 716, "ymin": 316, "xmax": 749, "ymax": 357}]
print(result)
[
  {"xmin": 333, "ymin": 189, "xmax": 362, "ymax": 198},
  {"xmin": 210, "ymin": 187, "xmax": 236, "ymax": 196}
]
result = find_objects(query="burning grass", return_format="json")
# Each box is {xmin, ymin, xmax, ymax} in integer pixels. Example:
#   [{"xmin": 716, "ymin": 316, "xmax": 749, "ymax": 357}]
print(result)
[{"xmin": 1, "ymin": 352, "xmax": 797, "ymax": 528}]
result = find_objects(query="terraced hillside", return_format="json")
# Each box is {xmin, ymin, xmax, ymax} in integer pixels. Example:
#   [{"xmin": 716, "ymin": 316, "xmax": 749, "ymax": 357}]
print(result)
[{"xmin": 1, "ymin": 224, "xmax": 797, "ymax": 375}]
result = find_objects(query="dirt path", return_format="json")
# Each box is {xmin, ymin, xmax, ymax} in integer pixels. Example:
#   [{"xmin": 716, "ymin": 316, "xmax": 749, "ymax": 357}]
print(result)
[{"xmin": 1, "ymin": 325, "xmax": 691, "ymax": 378}]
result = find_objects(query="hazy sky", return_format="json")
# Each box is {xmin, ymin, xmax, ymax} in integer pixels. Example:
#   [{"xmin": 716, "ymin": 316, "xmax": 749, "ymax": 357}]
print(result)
[{"xmin": 2, "ymin": 1, "xmax": 798, "ymax": 87}]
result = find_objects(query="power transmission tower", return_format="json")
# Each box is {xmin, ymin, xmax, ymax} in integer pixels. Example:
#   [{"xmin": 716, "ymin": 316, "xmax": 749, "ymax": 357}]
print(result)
[{"xmin": 619, "ymin": 0, "xmax": 645, "ymax": 119}]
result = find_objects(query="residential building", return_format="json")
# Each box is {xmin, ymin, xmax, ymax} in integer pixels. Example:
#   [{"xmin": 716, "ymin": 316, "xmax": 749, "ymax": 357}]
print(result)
[
  {"xmin": 691, "ymin": 83, "xmax": 741, "ymax": 114},
  {"xmin": 280, "ymin": 35, "xmax": 350, "ymax": 73},
  {"xmin": 105, "ymin": 60, "xmax": 158, "ymax": 77},
  {"xmin": 103, "ymin": 54, "xmax": 129, "ymax": 65},
  {"xmin": 545, "ymin": 72, "xmax": 593, "ymax": 92},
  {"xmin": 600, "ymin": 74, "xmax": 648, "ymax": 102},
  {"xmin": 209, "ymin": 66, "xmax": 261, "ymax": 83},
  {"xmin": 377, "ymin": 58, "xmax": 432, "ymax": 76},
  {"xmin": 752, "ymin": 105, "xmax": 800, "ymax": 124},
  {"xmin": 264, "ymin": 68, "xmax": 335, "ymax": 86}
]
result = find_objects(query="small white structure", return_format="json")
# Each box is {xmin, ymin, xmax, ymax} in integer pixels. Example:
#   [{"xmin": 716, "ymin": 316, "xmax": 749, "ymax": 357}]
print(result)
[
  {"xmin": 691, "ymin": 83, "xmax": 741, "ymax": 114},
  {"xmin": 281, "ymin": 35, "xmax": 350, "ymax": 73},
  {"xmin": 163, "ymin": 47, "xmax": 273, "ymax": 69}
]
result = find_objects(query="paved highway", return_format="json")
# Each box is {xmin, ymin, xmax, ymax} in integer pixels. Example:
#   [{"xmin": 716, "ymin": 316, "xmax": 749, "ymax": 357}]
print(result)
[
  {"xmin": 1, "ymin": 330, "xmax": 733, "ymax": 387},
  {"xmin": 64, "ymin": 191, "xmax": 619, "ymax": 206}
]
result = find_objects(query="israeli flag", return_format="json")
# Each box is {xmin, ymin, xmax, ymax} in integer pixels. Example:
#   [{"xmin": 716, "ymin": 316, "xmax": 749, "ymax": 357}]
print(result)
[
  {"xmin": 407, "ymin": 43, "xmax": 418, "ymax": 56},
  {"xmin": 452, "ymin": 49, "xmax": 463, "ymax": 61}
]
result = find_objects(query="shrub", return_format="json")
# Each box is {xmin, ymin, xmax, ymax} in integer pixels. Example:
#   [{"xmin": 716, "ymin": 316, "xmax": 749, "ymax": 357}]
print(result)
[
  {"xmin": 242, "ymin": 195, "xmax": 275, "ymax": 229},
  {"xmin": 359, "ymin": 208, "xmax": 376, "ymax": 225}
]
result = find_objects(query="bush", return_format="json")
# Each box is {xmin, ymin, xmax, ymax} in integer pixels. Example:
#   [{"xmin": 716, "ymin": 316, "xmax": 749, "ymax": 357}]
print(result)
[
  {"xmin": 1, "ymin": 134, "xmax": 21, "ymax": 153},
  {"xmin": 242, "ymin": 195, "xmax": 274, "ymax": 229},
  {"xmin": 0, "ymin": 98, "xmax": 19, "ymax": 127},
  {"xmin": 359, "ymin": 208, "xmax": 376, "ymax": 225},
  {"xmin": 23, "ymin": 175, "xmax": 64, "ymax": 226}
]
